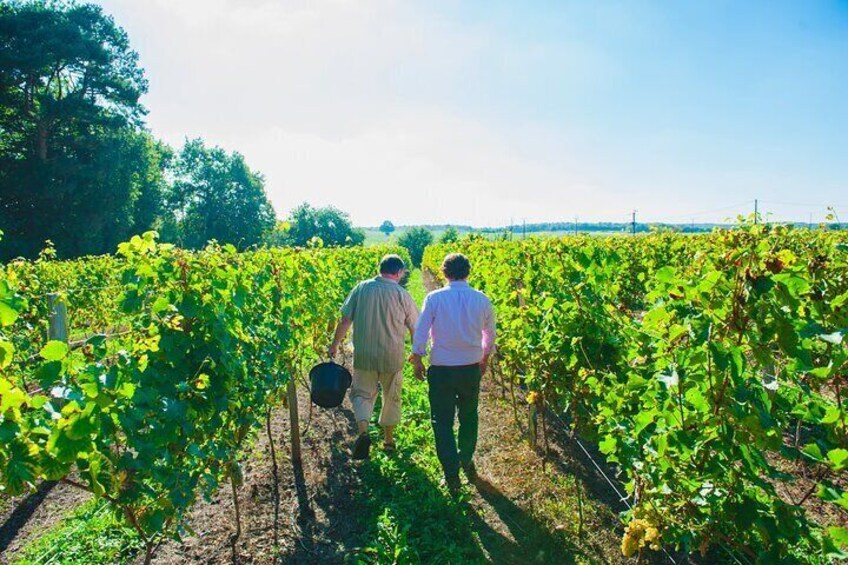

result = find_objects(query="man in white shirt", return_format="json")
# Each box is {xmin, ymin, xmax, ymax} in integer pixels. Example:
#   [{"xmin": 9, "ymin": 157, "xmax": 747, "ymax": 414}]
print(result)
[{"xmin": 410, "ymin": 253, "xmax": 496, "ymax": 495}]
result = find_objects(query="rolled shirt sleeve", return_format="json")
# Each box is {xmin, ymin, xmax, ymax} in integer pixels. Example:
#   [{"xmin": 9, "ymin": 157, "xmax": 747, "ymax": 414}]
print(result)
[
  {"xmin": 412, "ymin": 294, "xmax": 434, "ymax": 357},
  {"xmin": 340, "ymin": 283, "xmax": 360, "ymax": 319},
  {"xmin": 403, "ymin": 292, "xmax": 419, "ymax": 332}
]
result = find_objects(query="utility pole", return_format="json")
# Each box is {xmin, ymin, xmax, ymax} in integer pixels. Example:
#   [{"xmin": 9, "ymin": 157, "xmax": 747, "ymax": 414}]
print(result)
[
  {"xmin": 631, "ymin": 210, "xmax": 637, "ymax": 235},
  {"xmin": 574, "ymin": 215, "xmax": 578, "ymax": 236},
  {"xmin": 754, "ymin": 199, "xmax": 758, "ymax": 224}
]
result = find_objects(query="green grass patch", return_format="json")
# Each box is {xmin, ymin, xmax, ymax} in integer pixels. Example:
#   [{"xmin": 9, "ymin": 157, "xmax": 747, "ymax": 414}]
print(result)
[{"xmin": 9, "ymin": 499, "xmax": 142, "ymax": 565}]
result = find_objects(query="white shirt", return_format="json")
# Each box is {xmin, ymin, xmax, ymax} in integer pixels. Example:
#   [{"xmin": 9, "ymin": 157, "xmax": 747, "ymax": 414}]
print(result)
[{"xmin": 412, "ymin": 280, "xmax": 496, "ymax": 367}]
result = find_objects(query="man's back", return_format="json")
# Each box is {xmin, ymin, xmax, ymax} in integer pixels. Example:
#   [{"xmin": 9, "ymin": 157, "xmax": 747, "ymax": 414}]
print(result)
[
  {"xmin": 413, "ymin": 281, "xmax": 495, "ymax": 367},
  {"xmin": 342, "ymin": 276, "xmax": 418, "ymax": 373}
]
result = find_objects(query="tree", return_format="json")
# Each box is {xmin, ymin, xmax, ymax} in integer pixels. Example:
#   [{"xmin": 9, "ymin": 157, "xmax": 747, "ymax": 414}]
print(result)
[
  {"xmin": 166, "ymin": 139, "xmax": 275, "ymax": 249},
  {"xmin": 439, "ymin": 227, "xmax": 459, "ymax": 244},
  {"xmin": 0, "ymin": 1, "xmax": 160, "ymax": 260},
  {"xmin": 276, "ymin": 203, "xmax": 365, "ymax": 247},
  {"xmin": 398, "ymin": 227, "xmax": 433, "ymax": 267},
  {"xmin": 379, "ymin": 220, "xmax": 395, "ymax": 237}
]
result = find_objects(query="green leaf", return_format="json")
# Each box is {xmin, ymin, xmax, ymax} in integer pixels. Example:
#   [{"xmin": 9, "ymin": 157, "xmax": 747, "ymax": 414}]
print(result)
[
  {"xmin": 642, "ymin": 306, "xmax": 669, "ymax": 328},
  {"xmin": 2, "ymin": 441, "xmax": 38, "ymax": 493},
  {"xmin": 833, "ymin": 291, "xmax": 848, "ymax": 309},
  {"xmin": 0, "ymin": 340, "xmax": 14, "ymax": 369},
  {"xmin": 773, "ymin": 274, "xmax": 810, "ymax": 296},
  {"xmin": 829, "ymin": 526, "xmax": 848, "ymax": 549},
  {"xmin": 0, "ymin": 378, "xmax": 28, "ymax": 412},
  {"xmin": 655, "ymin": 266, "xmax": 677, "ymax": 283},
  {"xmin": 818, "ymin": 484, "xmax": 848, "ymax": 511},
  {"xmin": 0, "ymin": 301, "xmax": 18, "ymax": 326},
  {"xmin": 801, "ymin": 443, "xmax": 824, "ymax": 462},
  {"xmin": 827, "ymin": 448, "xmax": 848, "ymax": 471},
  {"xmin": 821, "ymin": 406, "xmax": 842, "ymax": 425},
  {"xmin": 39, "ymin": 341, "xmax": 69, "ymax": 362},
  {"xmin": 809, "ymin": 364, "xmax": 833, "ymax": 379},
  {"xmin": 598, "ymin": 435, "xmax": 617, "ymax": 455}
]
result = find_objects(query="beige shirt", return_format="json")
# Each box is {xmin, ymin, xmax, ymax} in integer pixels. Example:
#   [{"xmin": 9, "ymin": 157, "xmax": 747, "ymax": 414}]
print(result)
[{"xmin": 341, "ymin": 276, "xmax": 419, "ymax": 373}]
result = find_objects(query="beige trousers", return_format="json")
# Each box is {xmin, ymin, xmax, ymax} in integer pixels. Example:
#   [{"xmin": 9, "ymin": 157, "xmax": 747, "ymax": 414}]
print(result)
[{"xmin": 350, "ymin": 369, "xmax": 403, "ymax": 426}]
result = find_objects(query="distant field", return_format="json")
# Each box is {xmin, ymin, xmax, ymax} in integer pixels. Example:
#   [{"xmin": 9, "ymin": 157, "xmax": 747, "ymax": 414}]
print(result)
[{"xmin": 361, "ymin": 227, "xmax": 625, "ymax": 246}]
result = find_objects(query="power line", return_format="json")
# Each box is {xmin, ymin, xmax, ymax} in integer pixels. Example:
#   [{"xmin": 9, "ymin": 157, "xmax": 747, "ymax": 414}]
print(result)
[
  {"xmin": 645, "ymin": 200, "xmax": 755, "ymax": 222},
  {"xmin": 759, "ymin": 199, "xmax": 848, "ymax": 209}
]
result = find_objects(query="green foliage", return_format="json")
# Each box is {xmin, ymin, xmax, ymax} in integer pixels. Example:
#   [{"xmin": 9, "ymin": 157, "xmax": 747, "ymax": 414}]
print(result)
[
  {"xmin": 0, "ymin": 2, "xmax": 276, "ymax": 261},
  {"xmin": 439, "ymin": 227, "xmax": 460, "ymax": 244},
  {"xmin": 379, "ymin": 220, "xmax": 396, "ymax": 236},
  {"xmin": 0, "ymin": 1, "xmax": 164, "ymax": 260},
  {"xmin": 397, "ymin": 227, "xmax": 433, "ymax": 267},
  {"xmin": 271, "ymin": 202, "xmax": 365, "ymax": 247},
  {"xmin": 424, "ymin": 225, "xmax": 848, "ymax": 563},
  {"xmin": 0, "ymin": 230, "xmax": 408, "ymax": 554},
  {"xmin": 165, "ymin": 139, "xmax": 275, "ymax": 250}
]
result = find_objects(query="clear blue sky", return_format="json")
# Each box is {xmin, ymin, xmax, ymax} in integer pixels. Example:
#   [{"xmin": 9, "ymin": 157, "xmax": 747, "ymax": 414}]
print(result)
[{"xmin": 96, "ymin": 0, "xmax": 847, "ymax": 226}]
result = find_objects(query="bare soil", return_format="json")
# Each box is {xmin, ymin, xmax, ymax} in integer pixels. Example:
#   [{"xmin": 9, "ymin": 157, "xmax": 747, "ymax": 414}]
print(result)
[{"xmin": 0, "ymin": 480, "xmax": 91, "ymax": 563}]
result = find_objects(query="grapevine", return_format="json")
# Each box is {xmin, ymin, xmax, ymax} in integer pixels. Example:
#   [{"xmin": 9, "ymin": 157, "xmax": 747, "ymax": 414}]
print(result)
[
  {"xmin": 0, "ymin": 231, "xmax": 409, "ymax": 562},
  {"xmin": 424, "ymin": 225, "xmax": 848, "ymax": 562}
]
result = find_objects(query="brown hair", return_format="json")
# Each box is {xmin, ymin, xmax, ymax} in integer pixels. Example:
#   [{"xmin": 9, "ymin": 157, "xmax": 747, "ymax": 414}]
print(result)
[
  {"xmin": 441, "ymin": 253, "xmax": 470, "ymax": 280},
  {"xmin": 379, "ymin": 254, "xmax": 406, "ymax": 275}
]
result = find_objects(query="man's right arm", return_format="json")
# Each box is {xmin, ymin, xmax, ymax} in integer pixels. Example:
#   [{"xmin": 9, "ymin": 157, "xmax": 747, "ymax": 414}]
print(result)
[
  {"xmin": 329, "ymin": 284, "xmax": 358, "ymax": 357},
  {"xmin": 328, "ymin": 316, "xmax": 353, "ymax": 357}
]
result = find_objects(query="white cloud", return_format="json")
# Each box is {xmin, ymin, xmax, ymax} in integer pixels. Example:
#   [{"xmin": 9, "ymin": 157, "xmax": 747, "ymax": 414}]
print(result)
[
  {"xmin": 213, "ymin": 110, "xmax": 622, "ymax": 226},
  {"xmin": 94, "ymin": 0, "xmax": 848, "ymax": 226},
  {"xmin": 97, "ymin": 0, "xmax": 623, "ymax": 225}
]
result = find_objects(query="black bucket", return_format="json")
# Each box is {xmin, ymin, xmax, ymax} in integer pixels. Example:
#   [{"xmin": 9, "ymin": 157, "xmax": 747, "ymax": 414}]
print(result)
[{"xmin": 309, "ymin": 362, "xmax": 353, "ymax": 408}]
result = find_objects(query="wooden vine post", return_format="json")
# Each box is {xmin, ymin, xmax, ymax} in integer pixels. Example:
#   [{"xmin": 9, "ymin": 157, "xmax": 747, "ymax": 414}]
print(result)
[
  {"xmin": 47, "ymin": 293, "xmax": 69, "ymax": 343},
  {"xmin": 528, "ymin": 399, "xmax": 538, "ymax": 450},
  {"xmin": 287, "ymin": 377, "xmax": 302, "ymax": 463}
]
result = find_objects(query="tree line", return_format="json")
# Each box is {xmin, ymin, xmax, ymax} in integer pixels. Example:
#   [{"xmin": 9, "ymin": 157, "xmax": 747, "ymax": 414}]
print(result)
[{"xmin": 0, "ymin": 1, "xmax": 368, "ymax": 261}]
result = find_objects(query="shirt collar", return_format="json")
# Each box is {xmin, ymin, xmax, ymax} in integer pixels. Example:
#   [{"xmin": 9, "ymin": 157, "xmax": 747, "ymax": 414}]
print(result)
[
  {"xmin": 376, "ymin": 275, "xmax": 399, "ymax": 284},
  {"xmin": 447, "ymin": 280, "xmax": 469, "ymax": 287}
]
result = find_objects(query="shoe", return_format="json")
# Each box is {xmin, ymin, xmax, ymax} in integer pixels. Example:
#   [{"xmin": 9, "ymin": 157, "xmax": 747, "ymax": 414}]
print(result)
[
  {"xmin": 352, "ymin": 433, "xmax": 371, "ymax": 460},
  {"xmin": 383, "ymin": 441, "xmax": 396, "ymax": 454},
  {"xmin": 461, "ymin": 461, "xmax": 478, "ymax": 483}
]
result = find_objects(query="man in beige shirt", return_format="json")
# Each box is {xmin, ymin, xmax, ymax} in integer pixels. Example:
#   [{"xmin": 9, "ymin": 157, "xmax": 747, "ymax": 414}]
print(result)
[{"xmin": 328, "ymin": 254, "xmax": 419, "ymax": 460}]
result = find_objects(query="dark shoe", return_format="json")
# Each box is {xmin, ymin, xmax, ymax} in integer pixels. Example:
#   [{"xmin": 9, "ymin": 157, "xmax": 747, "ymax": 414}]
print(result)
[
  {"xmin": 352, "ymin": 433, "xmax": 371, "ymax": 460},
  {"xmin": 383, "ymin": 441, "xmax": 396, "ymax": 454},
  {"xmin": 461, "ymin": 461, "xmax": 478, "ymax": 483}
]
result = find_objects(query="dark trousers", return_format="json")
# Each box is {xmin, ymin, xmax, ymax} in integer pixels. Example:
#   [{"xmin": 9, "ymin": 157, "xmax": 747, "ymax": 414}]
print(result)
[{"xmin": 427, "ymin": 364, "xmax": 482, "ymax": 479}]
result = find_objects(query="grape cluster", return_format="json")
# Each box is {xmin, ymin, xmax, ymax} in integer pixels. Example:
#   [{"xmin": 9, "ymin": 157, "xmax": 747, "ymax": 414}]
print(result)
[{"xmin": 621, "ymin": 517, "xmax": 662, "ymax": 557}]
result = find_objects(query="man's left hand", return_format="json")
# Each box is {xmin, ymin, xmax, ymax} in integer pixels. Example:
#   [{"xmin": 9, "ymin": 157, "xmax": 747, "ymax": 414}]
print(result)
[{"xmin": 409, "ymin": 354, "xmax": 426, "ymax": 381}]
